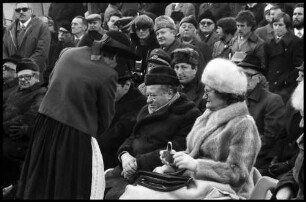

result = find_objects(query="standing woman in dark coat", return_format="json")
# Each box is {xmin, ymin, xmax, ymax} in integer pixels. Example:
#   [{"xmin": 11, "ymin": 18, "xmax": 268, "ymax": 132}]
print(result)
[{"xmin": 16, "ymin": 31, "xmax": 140, "ymax": 200}]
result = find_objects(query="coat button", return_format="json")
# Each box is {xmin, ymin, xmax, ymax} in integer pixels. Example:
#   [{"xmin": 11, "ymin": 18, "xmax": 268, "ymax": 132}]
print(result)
[
  {"xmin": 276, "ymin": 71, "xmax": 280, "ymax": 73},
  {"xmin": 274, "ymin": 82, "xmax": 278, "ymax": 85}
]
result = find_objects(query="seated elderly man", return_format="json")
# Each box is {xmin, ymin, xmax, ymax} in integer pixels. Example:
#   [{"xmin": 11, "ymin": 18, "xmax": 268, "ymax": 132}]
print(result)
[
  {"xmin": 171, "ymin": 47, "xmax": 206, "ymax": 112},
  {"xmin": 237, "ymin": 54, "xmax": 286, "ymax": 176},
  {"xmin": 104, "ymin": 66, "xmax": 201, "ymax": 199},
  {"xmin": 2, "ymin": 58, "xmax": 47, "ymax": 195}
]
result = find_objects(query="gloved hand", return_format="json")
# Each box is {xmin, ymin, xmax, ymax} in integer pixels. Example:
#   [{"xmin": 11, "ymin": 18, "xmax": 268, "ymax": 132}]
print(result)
[
  {"xmin": 268, "ymin": 161, "xmax": 291, "ymax": 177},
  {"xmin": 8, "ymin": 124, "xmax": 29, "ymax": 140}
]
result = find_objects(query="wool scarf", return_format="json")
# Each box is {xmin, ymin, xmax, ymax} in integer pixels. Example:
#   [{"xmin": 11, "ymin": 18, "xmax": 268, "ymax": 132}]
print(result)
[{"xmin": 186, "ymin": 101, "xmax": 249, "ymax": 158}]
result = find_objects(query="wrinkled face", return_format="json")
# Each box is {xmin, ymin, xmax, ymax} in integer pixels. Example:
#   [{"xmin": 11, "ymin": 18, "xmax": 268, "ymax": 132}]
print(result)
[
  {"xmin": 297, "ymin": 70, "xmax": 304, "ymax": 83},
  {"xmin": 242, "ymin": 68, "xmax": 260, "ymax": 92},
  {"xmin": 88, "ymin": 20, "xmax": 102, "ymax": 31},
  {"xmin": 216, "ymin": 26, "xmax": 225, "ymax": 39},
  {"xmin": 199, "ymin": 18, "xmax": 215, "ymax": 35},
  {"xmin": 136, "ymin": 27, "xmax": 150, "ymax": 40},
  {"xmin": 293, "ymin": 7, "xmax": 304, "ymax": 28},
  {"xmin": 236, "ymin": 21, "xmax": 252, "ymax": 38},
  {"xmin": 71, "ymin": 18, "xmax": 86, "ymax": 35},
  {"xmin": 273, "ymin": 18, "xmax": 288, "ymax": 37},
  {"xmin": 174, "ymin": 63, "xmax": 197, "ymax": 84},
  {"xmin": 107, "ymin": 16, "xmax": 120, "ymax": 31},
  {"xmin": 3, "ymin": 62, "xmax": 17, "ymax": 82},
  {"xmin": 146, "ymin": 85, "xmax": 172, "ymax": 114},
  {"xmin": 203, "ymin": 85, "xmax": 227, "ymax": 111},
  {"xmin": 15, "ymin": 3, "xmax": 32, "ymax": 23},
  {"xmin": 17, "ymin": 69, "xmax": 38, "ymax": 89},
  {"xmin": 156, "ymin": 28, "xmax": 176, "ymax": 47},
  {"xmin": 179, "ymin": 22, "xmax": 196, "ymax": 39},
  {"xmin": 58, "ymin": 27, "xmax": 72, "ymax": 42}
]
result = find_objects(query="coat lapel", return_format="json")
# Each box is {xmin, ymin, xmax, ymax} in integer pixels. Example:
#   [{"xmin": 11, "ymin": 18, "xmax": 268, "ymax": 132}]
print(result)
[{"xmin": 18, "ymin": 19, "xmax": 34, "ymax": 48}]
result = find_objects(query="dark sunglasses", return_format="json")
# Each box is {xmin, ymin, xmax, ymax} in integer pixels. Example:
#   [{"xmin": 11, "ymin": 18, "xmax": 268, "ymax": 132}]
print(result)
[
  {"xmin": 3, "ymin": 65, "xmax": 15, "ymax": 72},
  {"xmin": 200, "ymin": 21, "xmax": 213, "ymax": 26},
  {"xmin": 18, "ymin": 74, "xmax": 34, "ymax": 81},
  {"xmin": 15, "ymin": 7, "xmax": 29, "ymax": 13}
]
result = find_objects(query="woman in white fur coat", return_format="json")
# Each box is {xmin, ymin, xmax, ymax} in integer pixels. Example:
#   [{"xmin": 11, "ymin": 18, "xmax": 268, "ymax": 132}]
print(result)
[{"xmin": 120, "ymin": 58, "xmax": 262, "ymax": 199}]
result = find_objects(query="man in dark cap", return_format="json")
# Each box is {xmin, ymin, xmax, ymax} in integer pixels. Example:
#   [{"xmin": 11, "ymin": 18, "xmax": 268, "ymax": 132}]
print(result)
[
  {"xmin": 97, "ymin": 61, "xmax": 147, "ymax": 170},
  {"xmin": 3, "ymin": 58, "xmax": 47, "ymax": 198},
  {"xmin": 237, "ymin": 54, "xmax": 287, "ymax": 176},
  {"xmin": 196, "ymin": 10, "xmax": 220, "ymax": 54},
  {"xmin": 3, "ymin": 54, "xmax": 23, "ymax": 98},
  {"xmin": 16, "ymin": 31, "xmax": 140, "ymax": 200},
  {"xmin": 171, "ymin": 47, "xmax": 206, "ymax": 112},
  {"xmin": 104, "ymin": 66, "xmax": 201, "ymax": 199},
  {"xmin": 46, "ymin": 22, "xmax": 74, "ymax": 86}
]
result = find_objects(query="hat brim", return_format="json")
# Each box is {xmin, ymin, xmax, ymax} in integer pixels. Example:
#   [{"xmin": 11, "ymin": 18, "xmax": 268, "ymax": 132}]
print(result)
[
  {"xmin": 102, "ymin": 45, "xmax": 141, "ymax": 61},
  {"xmin": 238, "ymin": 62, "xmax": 264, "ymax": 74}
]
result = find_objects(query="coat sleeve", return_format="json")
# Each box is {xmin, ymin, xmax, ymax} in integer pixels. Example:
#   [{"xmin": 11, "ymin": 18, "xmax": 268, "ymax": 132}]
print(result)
[
  {"xmin": 30, "ymin": 23, "xmax": 51, "ymax": 74},
  {"xmin": 193, "ymin": 117, "xmax": 261, "ymax": 187}
]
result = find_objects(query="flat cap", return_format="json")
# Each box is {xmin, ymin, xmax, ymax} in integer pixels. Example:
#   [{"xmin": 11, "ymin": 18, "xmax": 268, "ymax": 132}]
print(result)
[{"xmin": 86, "ymin": 13, "xmax": 102, "ymax": 21}]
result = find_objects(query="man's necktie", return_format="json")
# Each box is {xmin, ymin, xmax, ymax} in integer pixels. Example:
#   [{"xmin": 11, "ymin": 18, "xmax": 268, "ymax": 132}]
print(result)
[{"xmin": 17, "ymin": 24, "xmax": 26, "ymax": 47}]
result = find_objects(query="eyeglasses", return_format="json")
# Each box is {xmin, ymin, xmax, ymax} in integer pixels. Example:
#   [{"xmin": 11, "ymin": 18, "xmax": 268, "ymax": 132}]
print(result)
[
  {"xmin": 15, "ymin": 7, "xmax": 30, "ymax": 13},
  {"xmin": 204, "ymin": 88, "xmax": 215, "ymax": 95},
  {"xmin": 3, "ymin": 65, "xmax": 15, "ymax": 72},
  {"xmin": 18, "ymin": 74, "xmax": 34, "ymax": 81},
  {"xmin": 200, "ymin": 21, "xmax": 213, "ymax": 26},
  {"xmin": 245, "ymin": 72, "xmax": 259, "ymax": 79}
]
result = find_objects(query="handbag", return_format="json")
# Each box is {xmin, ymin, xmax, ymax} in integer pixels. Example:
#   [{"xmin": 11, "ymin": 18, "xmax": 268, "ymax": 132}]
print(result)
[{"xmin": 135, "ymin": 169, "xmax": 193, "ymax": 192}]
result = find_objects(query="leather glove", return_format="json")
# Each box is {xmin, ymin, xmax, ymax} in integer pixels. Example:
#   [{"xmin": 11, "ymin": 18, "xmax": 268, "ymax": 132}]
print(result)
[
  {"xmin": 8, "ymin": 124, "xmax": 29, "ymax": 140},
  {"xmin": 268, "ymin": 161, "xmax": 291, "ymax": 177}
]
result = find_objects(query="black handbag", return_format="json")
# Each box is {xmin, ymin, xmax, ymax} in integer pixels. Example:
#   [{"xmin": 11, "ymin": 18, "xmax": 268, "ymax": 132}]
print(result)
[{"xmin": 135, "ymin": 169, "xmax": 193, "ymax": 192}]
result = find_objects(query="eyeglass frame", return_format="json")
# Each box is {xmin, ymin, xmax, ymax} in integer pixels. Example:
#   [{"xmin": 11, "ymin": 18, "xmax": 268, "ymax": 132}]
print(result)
[
  {"xmin": 199, "ymin": 21, "xmax": 214, "ymax": 26},
  {"xmin": 244, "ymin": 72, "xmax": 260, "ymax": 79},
  {"xmin": 18, "ymin": 74, "xmax": 35, "ymax": 81},
  {"xmin": 3, "ymin": 65, "xmax": 16, "ymax": 72},
  {"xmin": 15, "ymin": 7, "xmax": 30, "ymax": 13}
]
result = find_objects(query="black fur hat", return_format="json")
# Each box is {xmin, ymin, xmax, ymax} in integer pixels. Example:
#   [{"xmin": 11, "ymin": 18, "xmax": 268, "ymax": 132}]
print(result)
[{"xmin": 145, "ymin": 66, "xmax": 179, "ymax": 86}]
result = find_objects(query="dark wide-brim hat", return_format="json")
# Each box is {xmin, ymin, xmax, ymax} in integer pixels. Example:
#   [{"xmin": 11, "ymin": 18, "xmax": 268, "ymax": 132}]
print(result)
[
  {"xmin": 3, "ymin": 54, "xmax": 23, "ymax": 65},
  {"xmin": 237, "ymin": 54, "xmax": 265, "ymax": 75},
  {"xmin": 100, "ymin": 31, "xmax": 140, "ymax": 61},
  {"xmin": 16, "ymin": 58, "xmax": 39, "ymax": 73},
  {"xmin": 145, "ymin": 65, "xmax": 179, "ymax": 86}
]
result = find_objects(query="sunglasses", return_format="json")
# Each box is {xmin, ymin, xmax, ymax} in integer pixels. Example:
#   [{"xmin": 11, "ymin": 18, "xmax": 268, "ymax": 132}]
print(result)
[
  {"xmin": 3, "ymin": 65, "xmax": 15, "ymax": 72},
  {"xmin": 200, "ymin": 21, "xmax": 213, "ymax": 26},
  {"xmin": 18, "ymin": 74, "xmax": 34, "ymax": 81},
  {"xmin": 15, "ymin": 7, "xmax": 30, "ymax": 13}
]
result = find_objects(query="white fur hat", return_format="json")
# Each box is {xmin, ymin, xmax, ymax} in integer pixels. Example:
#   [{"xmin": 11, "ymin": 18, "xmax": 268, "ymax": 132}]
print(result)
[
  {"xmin": 291, "ymin": 80, "xmax": 304, "ymax": 113},
  {"xmin": 201, "ymin": 58, "xmax": 247, "ymax": 95}
]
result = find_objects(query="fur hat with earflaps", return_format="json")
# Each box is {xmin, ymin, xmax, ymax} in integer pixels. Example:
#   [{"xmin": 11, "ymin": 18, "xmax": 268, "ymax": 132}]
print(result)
[
  {"xmin": 154, "ymin": 15, "xmax": 176, "ymax": 32},
  {"xmin": 202, "ymin": 58, "xmax": 247, "ymax": 96},
  {"xmin": 171, "ymin": 48, "xmax": 199, "ymax": 67}
]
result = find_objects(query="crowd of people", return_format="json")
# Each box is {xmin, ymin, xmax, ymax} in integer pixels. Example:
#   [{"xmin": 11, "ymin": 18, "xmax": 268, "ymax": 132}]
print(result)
[{"xmin": 2, "ymin": 2, "xmax": 304, "ymax": 200}]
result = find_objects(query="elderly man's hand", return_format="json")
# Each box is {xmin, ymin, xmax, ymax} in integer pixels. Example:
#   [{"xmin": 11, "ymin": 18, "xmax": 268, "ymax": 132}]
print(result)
[
  {"xmin": 173, "ymin": 152, "xmax": 197, "ymax": 171},
  {"xmin": 9, "ymin": 124, "xmax": 28, "ymax": 140},
  {"xmin": 121, "ymin": 152, "xmax": 138, "ymax": 178}
]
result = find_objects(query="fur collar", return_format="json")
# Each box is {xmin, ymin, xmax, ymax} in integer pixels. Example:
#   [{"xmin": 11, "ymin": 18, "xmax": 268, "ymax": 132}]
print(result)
[{"xmin": 186, "ymin": 101, "xmax": 249, "ymax": 157}]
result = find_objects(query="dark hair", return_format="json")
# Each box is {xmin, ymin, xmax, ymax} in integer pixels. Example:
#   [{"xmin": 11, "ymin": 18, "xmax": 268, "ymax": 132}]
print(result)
[
  {"xmin": 235, "ymin": 10, "xmax": 257, "ymax": 31},
  {"xmin": 74, "ymin": 16, "xmax": 88, "ymax": 27},
  {"xmin": 214, "ymin": 90, "xmax": 246, "ymax": 105},
  {"xmin": 272, "ymin": 12, "xmax": 292, "ymax": 29},
  {"xmin": 217, "ymin": 17, "xmax": 237, "ymax": 35},
  {"xmin": 101, "ymin": 50, "xmax": 116, "ymax": 60},
  {"xmin": 294, "ymin": 3, "xmax": 304, "ymax": 9}
]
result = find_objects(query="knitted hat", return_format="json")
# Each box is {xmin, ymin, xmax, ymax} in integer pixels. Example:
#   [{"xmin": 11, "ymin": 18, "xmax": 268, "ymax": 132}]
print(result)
[
  {"xmin": 131, "ymin": 14, "xmax": 154, "ymax": 32},
  {"xmin": 202, "ymin": 58, "xmax": 247, "ymax": 95},
  {"xmin": 198, "ymin": 10, "xmax": 216, "ymax": 24},
  {"xmin": 3, "ymin": 54, "xmax": 23, "ymax": 65},
  {"xmin": 59, "ymin": 22, "xmax": 71, "ymax": 33},
  {"xmin": 93, "ymin": 31, "xmax": 140, "ymax": 61},
  {"xmin": 180, "ymin": 15, "xmax": 198, "ymax": 29},
  {"xmin": 147, "ymin": 48, "xmax": 171, "ymax": 66},
  {"xmin": 154, "ymin": 15, "xmax": 176, "ymax": 32},
  {"xmin": 237, "ymin": 54, "xmax": 265, "ymax": 75},
  {"xmin": 145, "ymin": 66, "xmax": 180, "ymax": 86},
  {"xmin": 16, "ymin": 58, "xmax": 39, "ymax": 73},
  {"xmin": 171, "ymin": 48, "xmax": 199, "ymax": 67}
]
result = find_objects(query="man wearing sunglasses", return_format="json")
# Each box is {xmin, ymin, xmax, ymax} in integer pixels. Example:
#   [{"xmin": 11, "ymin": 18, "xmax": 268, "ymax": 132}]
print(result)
[
  {"xmin": 3, "ymin": 3, "xmax": 51, "ymax": 84},
  {"xmin": 238, "ymin": 54, "xmax": 286, "ymax": 177},
  {"xmin": 3, "ymin": 58, "xmax": 46, "ymax": 199}
]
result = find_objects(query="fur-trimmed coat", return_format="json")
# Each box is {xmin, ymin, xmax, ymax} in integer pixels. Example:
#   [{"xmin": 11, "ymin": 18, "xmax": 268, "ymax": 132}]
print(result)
[{"xmin": 120, "ymin": 101, "xmax": 262, "ymax": 199}]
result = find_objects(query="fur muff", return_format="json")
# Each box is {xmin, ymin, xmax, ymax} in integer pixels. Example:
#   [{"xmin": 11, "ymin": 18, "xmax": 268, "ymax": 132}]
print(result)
[
  {"xmin": 154, "ymin": 15, "xmax": 176, "ymax": 32},
  {"xmin": 201, "ymin": 58, "xmax": 247, "ymax": 96}
]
